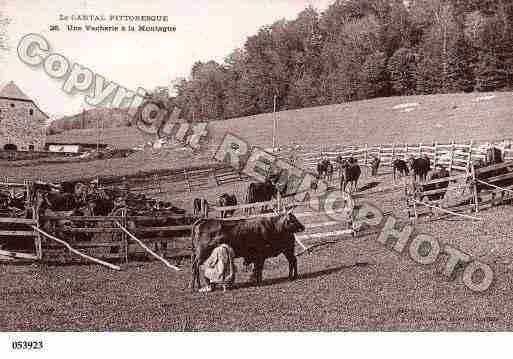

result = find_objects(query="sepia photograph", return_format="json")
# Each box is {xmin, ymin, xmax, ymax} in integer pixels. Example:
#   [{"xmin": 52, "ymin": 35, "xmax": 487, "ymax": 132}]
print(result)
[{"xmin": 1, "ymin": 0, "xmax": 513, "ymax": 353}]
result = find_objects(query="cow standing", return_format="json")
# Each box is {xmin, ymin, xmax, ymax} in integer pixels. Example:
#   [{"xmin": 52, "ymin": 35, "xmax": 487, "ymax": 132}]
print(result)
[
  {"xmin": 409, "ymin": 155, "xmax": 431, "ymax": 182},
  {"xmin": 317, "ymin": 158, "xmax": 334, "ymax": 182},
  {"xmin": 193, "ymin": 198, "xmax": 209, "ymax": 217},
  {"xmin": 392, "ymin": 159, "xmax": 409, "ymax": 182},
  {"xmin": 245, "ymin": 178, "xmax": 277, "ymax": 215},
  {"xmin": 340, "ymin": 158, "xmax": 361, "ymax": 193},
  {"xmin": 190, "ymin": 210, "xmax": 305, "ymax": 289},
  {"xmin": 218, "ymin": 193, "xmax": 237, "ymax": 218}
]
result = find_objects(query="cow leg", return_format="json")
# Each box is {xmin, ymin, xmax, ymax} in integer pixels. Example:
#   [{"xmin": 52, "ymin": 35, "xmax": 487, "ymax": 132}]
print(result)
[
  {"xmin": 190, "ymin": 256, "xmax": 200, "ymax": 289},
  {"xmin": 190, "ymin": 249, "xmax": 211, "ymax": 290},
  {"xmin": 250, "ymin": 258, "xmax": 265, "ymax": 285},
  {"xmin": 243, "ymin": 258, "xmax": 252, "ymax": 272},
  {"xmin": 283, "ymin": 249, "xmax": 297, "ymax": 280}
]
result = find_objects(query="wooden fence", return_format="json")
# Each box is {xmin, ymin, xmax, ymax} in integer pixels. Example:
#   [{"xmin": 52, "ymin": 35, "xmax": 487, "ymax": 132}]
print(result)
[
  {"xmin": 0, "ymin": 184, "xmax": 356, "ymax": 266},
  {"xmin": 299, "ymin": 141, "xmax": 503, "ymax": 173},
  {"xmin": 406, "ymin": 160, "xmax": 513, "ymax": 221},
  {"xmin": 37, "ymin": 213, "xmax": 194, "ymax": 264},
  {"xmin": 0, "ymin": 180, "xmax": 42, "ymax": 261},
  {"xmin": 99, "ymin": 141, "xmax": 513, "ymax": 197}
]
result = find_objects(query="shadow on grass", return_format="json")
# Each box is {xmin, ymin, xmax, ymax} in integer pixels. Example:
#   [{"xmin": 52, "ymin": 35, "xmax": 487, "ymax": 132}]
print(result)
[
  {"xmin": 373, "ymin": 171, "xmax": 393, "ymax": 177},
  {"xmin": 235, "ymin": 262, "xmax": 371, "ymax": 290},
  {"xmin": 358, "ymin": 181, "xmax": 381, "ymax": 192}
]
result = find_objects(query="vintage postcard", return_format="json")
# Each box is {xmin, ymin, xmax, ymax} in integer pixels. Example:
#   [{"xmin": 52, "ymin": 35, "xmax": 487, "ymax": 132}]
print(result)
[{"xmin": 1, "ymin": 0, "xmax": 513, "ymax": 354}]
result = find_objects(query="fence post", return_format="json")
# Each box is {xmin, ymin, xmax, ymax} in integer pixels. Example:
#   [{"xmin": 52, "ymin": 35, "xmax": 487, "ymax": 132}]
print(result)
[
  {"xmin": 364, "ymin": 144, "xmax": 368, "ymax": 165},
  {"xmin": 184, "ymin": 169, "xmax": 191, "ymax": 192},
  {"xmin": 378, "ymin": 145, "xmax": 382, "ymax": 164},
  {"xmin": 419, "ymin": 142, "xmax": 422, "ymax": 157},
  {"xmin": 122, "ymin": 208, "xmax": 129, "ymax": 264},
  {"xmin": 392, "ymin": 143, "xmax": 395, "ymax": 161},
  {"xmin": 449, "ymin": 140, "xmax": 455, "ymax": 172},
  {"xmin": 32, "ymin": 205, "xmax": 43, "ymax": 261},
  {"xmin": 467, "ymin": 140, "xmax": 474, "ymax": 172},
  {"xmin": 405, "ymin": 143, "xmax": 409, "ymax": 159},
  {"xmin": 434, "ymin": 142, "xmax": 438, "ymax": 167},
  {"xmin": 211, "ymin": 168, "xmax": 218, "ymax": 187},
  {"xmin": 471, "ymin": 163, "xmax": 479, "ymax": 213}
]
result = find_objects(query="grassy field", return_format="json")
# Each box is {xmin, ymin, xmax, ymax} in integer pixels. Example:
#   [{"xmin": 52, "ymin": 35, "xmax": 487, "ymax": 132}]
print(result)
[
  {"xmin": 2, "ymin": 166, "xmax": 513, "ymax": 331},
  {"xmin": 11, "ymin": 90, "xmax": 509, "ymax": 183}
]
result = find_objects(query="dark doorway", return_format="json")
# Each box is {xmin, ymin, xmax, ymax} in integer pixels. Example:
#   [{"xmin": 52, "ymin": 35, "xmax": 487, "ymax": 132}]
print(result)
[
  {"xmin": 28, "ymin": 145, "xmax": 35, "ymax": 151},
  {"xmin": 3, "ymin": 144, "xmax": 17, "ymax": 151}
]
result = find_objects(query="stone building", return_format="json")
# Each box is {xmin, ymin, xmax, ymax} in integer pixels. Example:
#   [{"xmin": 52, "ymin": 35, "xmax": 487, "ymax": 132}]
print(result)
[{"xmin": 0, "ymin": 81, "xmax": 48, "ymax": 151}]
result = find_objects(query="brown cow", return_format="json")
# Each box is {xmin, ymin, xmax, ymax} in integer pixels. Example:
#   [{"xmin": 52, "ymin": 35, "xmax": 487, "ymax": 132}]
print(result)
[{"xmin": 190, "ymin": 210, "xmax": 305, "ymax": 289}]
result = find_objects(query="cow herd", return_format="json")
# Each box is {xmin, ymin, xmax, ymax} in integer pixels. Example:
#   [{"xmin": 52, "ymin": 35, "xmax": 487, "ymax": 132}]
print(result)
[
  {"xmin": 315, "ymin": 154, "xmax": 432, "ymax": 192},
  {"xmin": 1, "ymin": 180, "xmax": 189, "ymax": 250}
]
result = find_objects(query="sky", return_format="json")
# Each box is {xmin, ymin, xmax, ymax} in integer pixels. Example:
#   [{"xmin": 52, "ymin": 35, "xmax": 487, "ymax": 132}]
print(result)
[{"xmin": 0, "ymin": 0, "xmax": 333, "ymax": 119}]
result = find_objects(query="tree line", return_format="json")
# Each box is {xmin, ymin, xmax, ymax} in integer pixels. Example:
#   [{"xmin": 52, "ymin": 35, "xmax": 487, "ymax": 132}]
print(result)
[{"xmin": 173, "ymin": 0, "xmax": 513, "ymax": 122}]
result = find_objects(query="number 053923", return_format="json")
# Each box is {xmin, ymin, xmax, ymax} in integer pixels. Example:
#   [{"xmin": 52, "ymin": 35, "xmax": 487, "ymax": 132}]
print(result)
[{"xmin": 11, "ymin": 341, "xmax": 43, "ymax": 350}]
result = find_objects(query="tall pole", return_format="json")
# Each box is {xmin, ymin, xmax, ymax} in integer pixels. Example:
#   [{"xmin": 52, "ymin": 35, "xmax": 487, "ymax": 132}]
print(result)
[
  {"xmin": 96, "ymin": 116, "xmax": 99, "ymax": 153},
  {"xmin": 272, "ymin": 94, "xmax": 277, "ymax": 150}
]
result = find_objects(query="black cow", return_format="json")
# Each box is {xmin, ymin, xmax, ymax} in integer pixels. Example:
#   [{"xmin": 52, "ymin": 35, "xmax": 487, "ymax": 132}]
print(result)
[
  {"xmin": 392, "ymin": 159, "xmax": 409, "ymax": 182},
  {"xmin": 40, "ymin": 191, "xmax": 78, "ymax": 212},
  {"xmin": 340, "ymin": 158, "xmax": 361, "ymax": 193},
  {"xmin": 317, "ymin": 159, "xmax": 334, "ymax": 182},
  {"xmin": 218, "ymin": 193, "xmax": 237, "ymax": 218},
  {"xmin": 86, "ymin": 196, "xmax": 115, "ymax": 216},
  {"xmin": 0, "ymin": 191, "xmax": 9, "ymax": 210},
  {"xmin": 409, "ymin": 156, "xmax": 431, "ymax": 182},
  {"xmin": 190, "ymin": 210, "xmax": 305, "ymax": 289},
  {"xmin": 193, "ymin": 198, "xmax": 209, "ymax": 217},
  {"xmin": 245, "ymin": 179, "xmax": 277, "ymax": 215}
]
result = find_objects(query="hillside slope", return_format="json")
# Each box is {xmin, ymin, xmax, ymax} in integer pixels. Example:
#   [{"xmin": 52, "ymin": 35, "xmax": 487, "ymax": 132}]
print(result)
[
  {"xmin": 16, "ymin": 91, "xmax": 513, "ymax": 182},
  {"xmin": 48, "ymin": 107, "xmax": 132, "ymax": 134},
  {"xmin": 48, "ymin": 91, "xmax": 513, "ymax": 150}
]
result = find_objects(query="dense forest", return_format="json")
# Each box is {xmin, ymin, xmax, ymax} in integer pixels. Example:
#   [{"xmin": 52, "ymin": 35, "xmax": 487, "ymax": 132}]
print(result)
[
  {"xmin": 173, "ymin": 0, "xmax": 513, "ymax": 122},
  {"xmin": 48, "ymin": 0, "xmax": 513, "ymax": 132}
]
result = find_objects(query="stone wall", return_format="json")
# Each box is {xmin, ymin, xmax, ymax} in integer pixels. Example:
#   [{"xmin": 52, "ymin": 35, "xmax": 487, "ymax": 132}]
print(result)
[{"xmin": 0, "ymin": 98, "xmax": 46, "ymax": 151}]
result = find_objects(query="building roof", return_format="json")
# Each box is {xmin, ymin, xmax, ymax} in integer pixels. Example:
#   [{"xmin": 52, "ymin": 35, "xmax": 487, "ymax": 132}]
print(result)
[
  {"xmin": 0, "ymin": 81, "xmax": 32, "ymax": 101},
  {"xmin": 0, "ymin": 81, "xmax": 49, "ymax": 119}
]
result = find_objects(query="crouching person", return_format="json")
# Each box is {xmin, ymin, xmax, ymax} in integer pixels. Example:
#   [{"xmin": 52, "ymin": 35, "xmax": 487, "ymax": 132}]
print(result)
[{"xmin": 199, "ymin": 243, "xmax": 236, "ymax": 293}]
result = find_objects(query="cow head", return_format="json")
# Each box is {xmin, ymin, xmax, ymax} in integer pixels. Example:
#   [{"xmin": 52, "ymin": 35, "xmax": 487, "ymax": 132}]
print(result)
[{"xmin": 277, "ymin": 209, "xmax": 305, "ymax": 234}]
